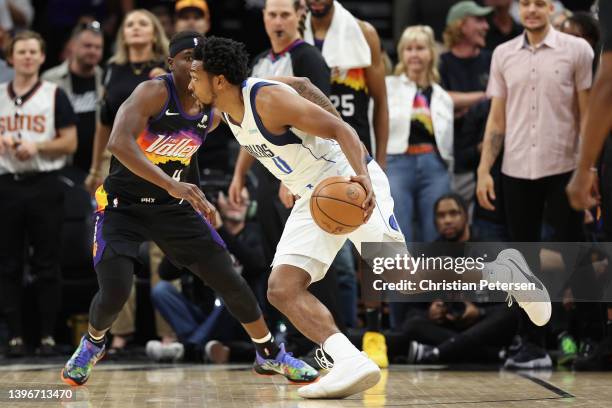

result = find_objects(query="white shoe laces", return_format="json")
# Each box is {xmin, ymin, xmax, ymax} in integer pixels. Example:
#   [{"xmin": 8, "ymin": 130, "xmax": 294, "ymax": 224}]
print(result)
[{"xmin": 314, "ymin": 347, "xmax": 334, "ymax": 370}]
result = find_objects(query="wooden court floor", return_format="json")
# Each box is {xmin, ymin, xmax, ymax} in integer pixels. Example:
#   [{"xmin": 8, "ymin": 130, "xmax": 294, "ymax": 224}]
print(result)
[{"xmin": 1, "ymin": 362, "xmax": 611, "ymax": 407}]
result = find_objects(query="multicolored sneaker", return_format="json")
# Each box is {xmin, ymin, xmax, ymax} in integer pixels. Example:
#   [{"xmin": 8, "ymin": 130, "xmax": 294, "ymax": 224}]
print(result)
[
  {"xmin": 61, "ymin": 336, "xmax": 106, "ymax": 386},
  {"xmin": 253, "ymin": 343, "xmax": 319, "ymax": 383}
]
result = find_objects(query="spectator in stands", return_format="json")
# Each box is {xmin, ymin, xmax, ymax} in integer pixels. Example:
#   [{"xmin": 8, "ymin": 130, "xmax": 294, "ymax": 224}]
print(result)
[
  {"xmin": 0, "ymin": 31, "xmax": 77, "ymax": 357},
  {"xmin": 477, "ymin": 0, "xmax": 594, "ymax": 369},
  {"xmin": 174, "ymin": 1, "xmax": 232, "ymax": 177},
  {"xmin": 440, "ymin": 1, "xmax": 491, "ymax": 213},
  {"xmin": 484, "ymin": 0, "xmax": 522, "ymax": 50},
  {"xmin": 551, "ymin": 7, "xmax": 572, "ymax": 30},
  {"xmin": 304, "ymin": 0, "xmax": 388, "ymax": 168},
  {"xmin": 151, "ymin": 4, "xmax": 175, "ymax": 40},
  {"xmin": 441, "ymin": 1, "xmax": 510, "ymax": 241},
  {"xmin": 42, "ymin": 21, "xmax": 104, "ymax": 176},
  {"xmin": 405, "ymin": 298, "xmax": 518, "ymax": 364},
  {"xmin": 85, "ymin": 9, "xmax": 168, "ymax": 192},
  {"xmin": 175, "ymin": 0, "xmax": 210, "ymax": 35},
  {"xmin": 83, "ymin": 9, "xmax": 169, "ymax": 354},
  {"xmin": 148, "ymin": 188, "xmax": 267, "ymax": 363},
  {"xmin": 386, "ymin": 25, "xmax": 453, "ymax": 243},
  {"xmin": 0, "ymin": 25, "xmax": 13, "ymax": 83},
  {"xmin": 384, "ymin": 24, "xmax": 453, "ymax": 337},
  {"xmin": 251, "ymin": 0, "xmax": 330, "ymax": 269},
  {"xmin": 434, "ymin": 193, "xmax": 471, "ymax": 242},
  {"xmin": 403, "ymin": 193, "xmax": 519, "ymax": 364}
]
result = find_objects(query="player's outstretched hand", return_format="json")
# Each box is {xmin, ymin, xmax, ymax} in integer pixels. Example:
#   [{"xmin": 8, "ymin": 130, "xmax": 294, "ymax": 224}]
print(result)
[
  {"xmin": 350, "ymin": 174, "xmax": 375, "ymax": 223},
  {"xmin": 168, "ymin": 180, "xmax": 216, "ymax": 224},
  {"xmin": 228, "ymin": 176, "xmax": 245, "ymax": 206}
]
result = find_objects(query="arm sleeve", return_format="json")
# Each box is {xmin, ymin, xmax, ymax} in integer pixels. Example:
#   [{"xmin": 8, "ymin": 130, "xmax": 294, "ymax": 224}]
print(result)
[
  {"xmin": 574, "ymin": 40, "xmax": 594, "ymax": 91},
  {"xmin": 486, "ymin": 48, "xmax": 507, "ymax": 99},
  {"xmin": 292, "ymin": 46, "xmax": 331, "ymax": 96},
  {"xmin": 54, "ymin": 87, "xmax": 77, "ymax": 129}
]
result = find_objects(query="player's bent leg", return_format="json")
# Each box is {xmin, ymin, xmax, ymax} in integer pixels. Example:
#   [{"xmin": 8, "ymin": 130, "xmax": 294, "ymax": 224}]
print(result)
[
  {"xmin": 62, "ymin": 250, "xmax": 135, "ymax": 386},
  {"xmin": 268, "ymin": 260, "xmax": 380, "ymax": 398},
  {"xmin": 187, "ymin": 248, "xmax": 318, "ymax": 383}
]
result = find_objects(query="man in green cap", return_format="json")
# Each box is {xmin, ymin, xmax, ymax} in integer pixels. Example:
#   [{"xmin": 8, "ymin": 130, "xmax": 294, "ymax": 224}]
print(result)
[
  {"xmin": 439, "ymin": 1, "xmax": 496, "ymax": 238},
  {"xmin": 446, "ymin": 1, "xmax": 493, "ymax": 27}
]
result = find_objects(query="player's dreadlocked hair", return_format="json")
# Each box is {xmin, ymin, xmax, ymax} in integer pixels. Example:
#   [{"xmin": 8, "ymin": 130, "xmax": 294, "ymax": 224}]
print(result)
[{"xmin": 192, "ymin": 36, "xmax": 249, "ymax": 85}]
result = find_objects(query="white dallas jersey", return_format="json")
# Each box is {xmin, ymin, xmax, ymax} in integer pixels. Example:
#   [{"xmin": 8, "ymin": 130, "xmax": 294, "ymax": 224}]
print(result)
[
  {"xmin": 0, "ymin": 81, "xmax": 66, "ymax": 174},
  {"xmin": 224, "ymin": 78, "xmax": 349, "ymax": 196}
]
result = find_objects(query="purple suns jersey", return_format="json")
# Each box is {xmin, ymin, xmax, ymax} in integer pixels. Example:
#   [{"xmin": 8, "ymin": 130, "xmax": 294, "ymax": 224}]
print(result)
[{"xmin": 99, "ymin": 74, "xmax": 213, "ymax": 207}]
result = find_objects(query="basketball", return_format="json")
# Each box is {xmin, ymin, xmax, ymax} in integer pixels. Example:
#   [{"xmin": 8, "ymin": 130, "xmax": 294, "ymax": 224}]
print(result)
[{"xmin": 310, "ymin": 176, "xmax": 367, "ymax": 235}]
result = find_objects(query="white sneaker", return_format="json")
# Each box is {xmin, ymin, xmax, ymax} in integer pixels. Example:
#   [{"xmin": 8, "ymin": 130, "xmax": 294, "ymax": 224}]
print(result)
[
  {"xmin": 492, "ymin": 249, "xmax": 552, "ymax": 326},
  {"xmin": 145, "ymin": 340, "xmax": 184, "ymax": 362},
  {"xmin": 298, "ymin": 352, "xmax": 380, "ymax": 399}
]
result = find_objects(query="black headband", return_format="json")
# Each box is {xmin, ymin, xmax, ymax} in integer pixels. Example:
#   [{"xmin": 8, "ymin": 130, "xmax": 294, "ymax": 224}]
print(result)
[{"xmin": 170, "ymin": 35, "xmax": 202, "ymax": 57}]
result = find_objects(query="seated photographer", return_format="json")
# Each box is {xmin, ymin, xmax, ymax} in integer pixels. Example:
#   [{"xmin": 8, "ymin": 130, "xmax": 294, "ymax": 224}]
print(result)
[
  {"xmin": 402, "ymin": 193, "xmax": 519, "ymax": 364},
  {"xmin": 404, "ymin": 299, "xmax": 518, "ymax": 364},
  {"xmin": 147, "ymin": 188, "xmax": 268, "ymax": 362}
]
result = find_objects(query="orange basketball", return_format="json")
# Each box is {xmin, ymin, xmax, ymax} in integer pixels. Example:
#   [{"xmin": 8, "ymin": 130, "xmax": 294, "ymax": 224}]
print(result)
[{"xmin": 310, "ymin": 176, "xmax": 367, "ymax": 235}]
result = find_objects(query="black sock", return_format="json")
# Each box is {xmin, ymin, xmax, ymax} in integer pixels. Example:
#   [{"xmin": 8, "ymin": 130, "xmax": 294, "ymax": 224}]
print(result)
[
  {"xmin": 86, "ymin": 332, "xmax": 106, "ymax": 347},
  {"xmin": 253, "ymin": 335, "xmax": 280, "ymax": 358},
  {"xmin": 366, "ymin": 308, "xmax": 381, "ymax": 332}
]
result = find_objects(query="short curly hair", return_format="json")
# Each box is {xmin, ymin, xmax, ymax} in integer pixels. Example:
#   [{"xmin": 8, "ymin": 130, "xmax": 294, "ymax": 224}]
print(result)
[{"xmin": 192, "ymin": 36, "xmax": 249, "ymax": 85}]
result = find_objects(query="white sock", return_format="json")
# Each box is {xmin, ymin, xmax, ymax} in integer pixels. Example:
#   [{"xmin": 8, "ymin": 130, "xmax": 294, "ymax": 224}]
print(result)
[
  {"xmin": 322, "ymin": 333, "xmax": 361, "ymax": 362},
  {"xmin": 251, "ymin": 332, "xmax": 272, "ymax": 343},
  {"xmin": 88, "ymin": 331, "xmax": 105, "ymax": 341}
]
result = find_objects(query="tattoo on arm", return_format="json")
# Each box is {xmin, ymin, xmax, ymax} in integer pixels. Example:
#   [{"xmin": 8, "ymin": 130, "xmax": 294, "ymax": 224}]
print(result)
[
  {"xmin": 287, "ymin": 79, "xmax": 341, "ymax": 119},
  {"xmin": 489, "ymin": 131, "xmax": 504, "ymax": 161}
]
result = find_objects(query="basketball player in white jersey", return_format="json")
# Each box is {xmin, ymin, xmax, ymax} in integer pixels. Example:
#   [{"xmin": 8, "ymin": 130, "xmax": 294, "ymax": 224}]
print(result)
[{"xmin": 189, "ymin": 36, "xmax": 552, "ymax": 399}]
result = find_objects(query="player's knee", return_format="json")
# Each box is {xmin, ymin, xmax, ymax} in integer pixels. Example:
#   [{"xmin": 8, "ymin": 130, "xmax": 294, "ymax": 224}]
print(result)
[
  {"xmin": 99, "ymin": 285, "xmax": 132, "ymax": 314},
  {"xmin": 266, "ymin": 276, "xmax": 297, "ymax": 308}
]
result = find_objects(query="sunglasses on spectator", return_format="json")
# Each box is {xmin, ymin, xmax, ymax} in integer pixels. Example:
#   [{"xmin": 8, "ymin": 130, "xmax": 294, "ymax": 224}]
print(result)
[{"xmin": 78, "ymin": 21, "xmax": 102, "ymax": 33}]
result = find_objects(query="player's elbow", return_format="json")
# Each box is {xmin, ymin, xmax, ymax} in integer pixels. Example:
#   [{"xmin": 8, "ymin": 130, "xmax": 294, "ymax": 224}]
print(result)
[{"xmin": 293, "ymin": 76, "xmax": 312, "ymax": 88}]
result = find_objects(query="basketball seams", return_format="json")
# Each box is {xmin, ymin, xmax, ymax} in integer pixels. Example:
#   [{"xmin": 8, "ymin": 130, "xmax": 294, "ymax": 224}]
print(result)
[
  {"xmin": 310, "ymin": 176, "xmax": 366, "ymax": 234},
  {"xmin": 314, "ymin": 195, "xmax": 363, "ymax": 210},
  {"xmin": 315, "ymin": 197, "xmax": 362, "ymax": 228}
]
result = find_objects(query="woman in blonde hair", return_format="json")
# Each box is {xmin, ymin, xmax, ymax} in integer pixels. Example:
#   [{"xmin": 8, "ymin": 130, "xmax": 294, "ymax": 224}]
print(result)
[
  {"xmin": 84, "ymin": 9, "xmax": 169, "ymax": 355},
  {"xmin": 86, "ymin": 9, "xmax": 168, "ymax": 193},
  {"xmin": 385, "ymin": 25, "xmax": 454, "ymax": 243}
]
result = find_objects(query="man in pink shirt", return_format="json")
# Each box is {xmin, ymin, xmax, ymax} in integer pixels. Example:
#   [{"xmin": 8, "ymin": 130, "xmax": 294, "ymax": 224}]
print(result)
[
  {"xmin": 476, "ymin": 0, "xmax": 593, "ymax": 369},
  {"xmin": 477, "ymin": 0, "xmax": 592, "ymax": 240}
]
